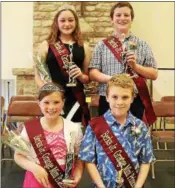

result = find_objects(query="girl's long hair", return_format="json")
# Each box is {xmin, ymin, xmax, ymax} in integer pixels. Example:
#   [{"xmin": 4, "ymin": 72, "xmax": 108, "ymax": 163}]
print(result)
[{"xmin": 47, "ymin": 9, "xmax": 83, "ymax": 46}]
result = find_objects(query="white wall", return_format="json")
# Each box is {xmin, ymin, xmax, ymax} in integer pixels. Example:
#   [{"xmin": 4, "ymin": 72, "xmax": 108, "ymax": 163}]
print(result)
[
  {"xmin": 131, "ymin": 2, "xmax": 174, "ymax": 69},
  {"xmin": 131, "ymin": 2, "xmax": 174, "ymax": 100},
  {"xmin": 1, "ymin": 2, "xmax": 33, "ymax": 79}
]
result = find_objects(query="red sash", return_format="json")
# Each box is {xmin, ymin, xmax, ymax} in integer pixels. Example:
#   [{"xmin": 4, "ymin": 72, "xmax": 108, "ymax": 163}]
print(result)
[
  {"xmin": 90, "ymin": 116, "xmax": 138, "ymax": 188},
  {"xmin": 50, "ymin": 41, "xmax": 90, "ymax": 127},
  {"xmin": 103, "ymin": 37, "xmax": 156, "ymax": 125},
  {"xmin": 25, "ymin": 119, "xmax": 64, "ymax": 188}
]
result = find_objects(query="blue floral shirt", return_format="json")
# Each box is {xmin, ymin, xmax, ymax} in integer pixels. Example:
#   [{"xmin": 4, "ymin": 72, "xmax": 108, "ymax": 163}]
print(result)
[{"xmin": 79, "ymin": 110, "xmax": 156, "ymax": 188}]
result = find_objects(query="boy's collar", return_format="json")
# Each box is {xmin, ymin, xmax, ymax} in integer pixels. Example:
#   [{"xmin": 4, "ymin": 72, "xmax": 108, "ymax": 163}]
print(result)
[
  {"xmin": 125, "ymin": 112, "xmax": 137, "ymax": 127},
  {"xmin": 104, "ymin": 110, "xmax": 136, "ymax": 128},
  {"xmin": 113, "ymin": 32, "xmax": 133, "ymax": 40}
]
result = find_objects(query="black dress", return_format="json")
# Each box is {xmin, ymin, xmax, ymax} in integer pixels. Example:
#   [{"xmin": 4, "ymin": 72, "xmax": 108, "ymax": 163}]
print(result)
[{"xmin": 46, "ymin": 42, "xmax": 85, "ymax": 122}]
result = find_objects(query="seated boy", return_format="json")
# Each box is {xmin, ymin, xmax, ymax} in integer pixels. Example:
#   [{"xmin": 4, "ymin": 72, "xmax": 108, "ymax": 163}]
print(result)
[{"xmin": 79, "ymin": 74, "xmax": 155, "ymax": 188}]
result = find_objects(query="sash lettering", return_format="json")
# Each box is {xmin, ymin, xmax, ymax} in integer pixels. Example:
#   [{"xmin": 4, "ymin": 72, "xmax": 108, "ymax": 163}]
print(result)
[
  {"xmin": 25, "ymin": 119, "xmax": 64, "ymax": 188},
  {"xmin": 50, "ymin": 41, "xmax": 90, "ymax": 126},
  {"xmin": 90, "ymin": 116, "xmax": 138, "ymax": 188}
]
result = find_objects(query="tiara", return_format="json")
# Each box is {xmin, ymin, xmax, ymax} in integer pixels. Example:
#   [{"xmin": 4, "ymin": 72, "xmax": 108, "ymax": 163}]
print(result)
[
  {"xmin": 58, "ymin": 4, "xmax": 76, "ymax": 13},
  {"xmin": 40, "ymin": 83, "xmax": 65, "ymax": 92}
]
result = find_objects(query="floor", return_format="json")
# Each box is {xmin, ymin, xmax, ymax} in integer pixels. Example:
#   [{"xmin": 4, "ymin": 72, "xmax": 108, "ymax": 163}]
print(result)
[{"xmin": 1, "ymin": 142, "xmax": 175, "ymax": 188}]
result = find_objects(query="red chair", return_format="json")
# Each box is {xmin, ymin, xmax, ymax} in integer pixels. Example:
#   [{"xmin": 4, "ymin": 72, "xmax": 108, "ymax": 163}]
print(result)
[
  {"xmin": 5, "ymin": 95, "xmax": 42, "ymax": 124},
  {"xmin": 1, "ymin": 95, "xmax": 42, "ymax": 162},
  {"xmin": 151, "ymin": 101, "xmax": 175, "ymax": 179},
  {"xmin": 161, "ymin": 96, "xmax": 175, "ymax": 102},
  {"xmin": 161, "ymin": 96, "xmax": 175, "ymax": 125}
]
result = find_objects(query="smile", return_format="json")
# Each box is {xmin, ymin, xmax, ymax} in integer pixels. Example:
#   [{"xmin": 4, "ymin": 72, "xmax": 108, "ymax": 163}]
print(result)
[
  {"xmin": 115, "ymin": 107, "xmax": 125, "ymax": 109},
  {"xmin": 47, "ymin": 111, "xmax": 57, "ymax": 115},
  {"xmin": 63, "ymin": 27, "xmax": 73, "ymax": 30},
  {"xmin": 117, "ymin": 22, "xmax": 128, "ymax": 25}
]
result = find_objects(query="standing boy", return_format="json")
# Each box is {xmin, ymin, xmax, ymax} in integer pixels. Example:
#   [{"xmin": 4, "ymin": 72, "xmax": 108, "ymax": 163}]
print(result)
[
  {"xmin": 79, "ymin": 74, "xmax": 155, "ymax": 188},
  {"xmin": 89, "ymin": 2, "xmax": 158, "ymax": 123}
]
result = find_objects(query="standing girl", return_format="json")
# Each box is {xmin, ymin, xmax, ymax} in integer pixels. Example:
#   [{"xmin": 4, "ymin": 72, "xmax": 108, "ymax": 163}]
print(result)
[
  {"xmin": 34, "ymin": 4, "xmax": 91, "ymax": 126},
  {"xmin": 14, "ymin": 83, "xmax": 84, "ymax": 188}
]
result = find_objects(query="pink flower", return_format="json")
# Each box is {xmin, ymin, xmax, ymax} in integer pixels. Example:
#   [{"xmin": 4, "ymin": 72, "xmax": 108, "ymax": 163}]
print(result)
[{"xmin": 129, "ymin": 41, "xmax": 137, "ymax": 50}]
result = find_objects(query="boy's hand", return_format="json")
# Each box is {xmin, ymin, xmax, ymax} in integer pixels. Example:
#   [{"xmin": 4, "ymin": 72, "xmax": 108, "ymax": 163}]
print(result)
[
  {"xmin": 126, "ymin": 51, "xmax": 137, "ymax": 69},
  {"xmin": 32, "ymin": 164, "xmax": 51, "ymax": 188}
]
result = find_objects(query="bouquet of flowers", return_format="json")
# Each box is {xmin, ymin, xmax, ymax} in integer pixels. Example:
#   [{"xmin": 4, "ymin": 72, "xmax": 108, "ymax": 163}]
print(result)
[
  {"xmin": 1, "ymin": 123, "xmax": 36, "ymax": 161},
  {"xmin": 32, "ymin": 54, "xmax": 52, "ymax": 82}
]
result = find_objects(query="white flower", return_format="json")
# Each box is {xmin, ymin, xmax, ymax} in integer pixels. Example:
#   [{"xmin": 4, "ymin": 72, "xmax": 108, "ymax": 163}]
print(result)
[
  {"xmin": 131, "ymin": 125, "xmax": 142, "ymax": 137},
  {"xmin": 33, "ymin": 54, "xmax": 52, "ymax": 82},
  {"xmin": 1, "ymin": 125, "xmax": 36, "ymax": 161},
  {"xmin": 135, "ymin": 127, "xmax": 141, "ymax": 135}
]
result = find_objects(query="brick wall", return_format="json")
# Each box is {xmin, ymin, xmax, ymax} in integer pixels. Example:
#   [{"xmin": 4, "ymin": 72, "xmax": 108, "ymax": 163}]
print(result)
[{"xmin": 33, "ymin": 2, "xmax": 116, "ymax": 53}]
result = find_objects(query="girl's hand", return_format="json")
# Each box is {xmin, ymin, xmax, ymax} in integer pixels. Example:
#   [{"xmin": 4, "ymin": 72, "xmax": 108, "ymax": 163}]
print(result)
[
  {"xmin": 69, "ymin": 64, "xmax": 83, "ymax": 79},
  {"xmin": 126, "ymin": 51, "xmax": 137, "ymax": 69},
  {"xmin": 32, "ymin": 164, "xmax": 51, "ymax": 188},
  {"xmin": 62, "ymin": 179, "xmax": 78, "ymax": 188}
]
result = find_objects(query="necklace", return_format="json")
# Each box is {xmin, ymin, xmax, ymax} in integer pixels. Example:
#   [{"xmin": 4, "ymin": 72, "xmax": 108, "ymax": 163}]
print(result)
[{"xmin": 68, "ymin": 44, "xmax": 73, "ymax": 53}]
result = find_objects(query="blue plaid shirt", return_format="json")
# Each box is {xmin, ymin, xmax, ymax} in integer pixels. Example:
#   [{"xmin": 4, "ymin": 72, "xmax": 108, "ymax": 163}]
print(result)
[
  {"xmin": 89, "ymin": 33, "xmax": 157, "ymax": 96},
  {"xmin": 79, "ymin": 110, "xmax": 156, "ymax": 188}
]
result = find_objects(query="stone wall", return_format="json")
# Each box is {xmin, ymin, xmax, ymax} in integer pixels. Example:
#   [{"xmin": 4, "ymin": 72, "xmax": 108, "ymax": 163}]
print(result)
[
  {"xmin": 13, "ymin": 68, "xmax": 38, "ymax": 96},
  {"xmin": 33, "ymin": 2, "xmax": 116, "ymax": 53},
  {"xmin": 15, "ymin": 2, "xmax": 115, "ymax": 96},
  {"xmin": 14, "ymin": 2, "xmax": 152, "ymax": 96},
  {"xmin": 14, "ymin": 2, "xmax": 114, "ymax": 96}
]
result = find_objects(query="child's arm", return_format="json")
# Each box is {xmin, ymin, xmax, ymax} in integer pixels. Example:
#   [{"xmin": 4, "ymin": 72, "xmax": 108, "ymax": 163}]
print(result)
[
  {"xmin": 134, "ymin": 122, "xmax": 156, "ymax": 188},
  {"xmin": 73, "ymin": 124, "xmax": 84, "ymax": 183},
  {"xmin": 135, "ymin": 163, "xmax": 150, "ymax": 188},
  {"xmin": 14, "ymin": 152, "xmax": 51, "ymax": 188},
  {"xmin": 79, "ymin": 125, "xmax": 105, "ymax": 187},
  {"xmin": 73, "ymin": 159, "xmax": 84, "ymax": 183},
  {"xmin": 86, "ymin": 162, "xmax": 105, "ymax": 188}
]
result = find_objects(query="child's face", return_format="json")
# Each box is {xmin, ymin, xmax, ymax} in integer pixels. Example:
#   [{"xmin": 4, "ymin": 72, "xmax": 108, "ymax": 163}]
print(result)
[
  {"xmin": 106, "ymin": 86, "xmax": 133, "ymax": 119},
  {"xmin": 112, "ymin": 6, "xmax": 132, "ymax": 33},
  {"xmin": 57, "ymin": 10, "xmax": 76, "ymax": 36},
  {"xmin": 39, "ymin": 92, "xmax": 64, "ymax": 120}
]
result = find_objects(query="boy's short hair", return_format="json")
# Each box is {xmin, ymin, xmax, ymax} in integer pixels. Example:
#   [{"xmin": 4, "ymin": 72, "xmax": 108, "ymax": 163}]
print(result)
[
  {"xmin": 110, "ymin": 2, "xmax": 134, "ymax": 20},
  {"xmin": 106, "ymin": 74, "xmax": 134, "ymax": 96}
]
